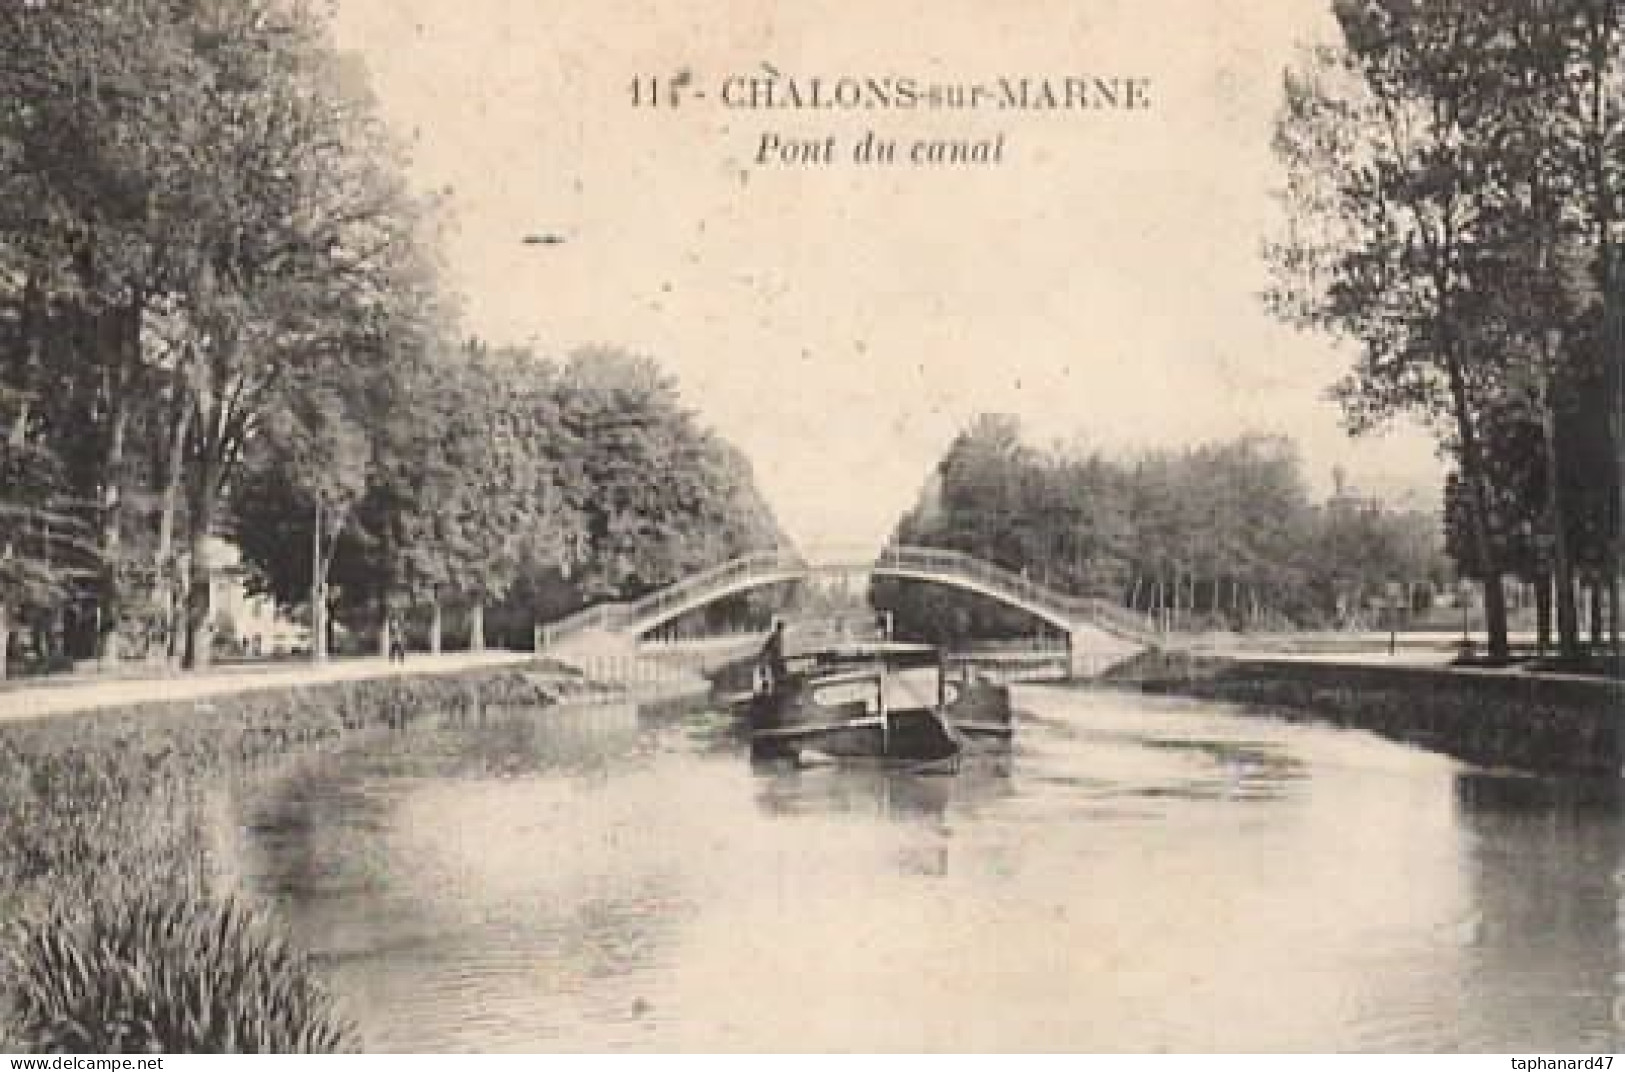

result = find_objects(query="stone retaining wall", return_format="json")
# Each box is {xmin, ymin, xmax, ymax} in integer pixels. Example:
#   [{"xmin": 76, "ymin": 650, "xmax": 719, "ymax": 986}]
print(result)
[{"xmin": 1102, "ymin": 651, "xmax": 1622, "ymax": 778}]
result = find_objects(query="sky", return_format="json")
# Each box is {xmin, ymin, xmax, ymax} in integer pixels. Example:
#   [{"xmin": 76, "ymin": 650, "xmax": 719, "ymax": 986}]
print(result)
[{"xmin": 330, "ymin": 0, "xmax": 1446, "ymax": 552}]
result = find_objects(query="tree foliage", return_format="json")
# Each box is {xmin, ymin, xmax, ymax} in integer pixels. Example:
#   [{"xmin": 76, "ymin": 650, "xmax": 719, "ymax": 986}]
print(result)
[
  {"xmin": 872, "ymin": 416, "xmax": 1447, "ymax": 645},
  {"xmin": 0, "ymin": 2, "xmax": 783, "ymax": 674},
  {"xmin": 1268, "ymin": 0, "xmax": 1623, "ymax": 663}
]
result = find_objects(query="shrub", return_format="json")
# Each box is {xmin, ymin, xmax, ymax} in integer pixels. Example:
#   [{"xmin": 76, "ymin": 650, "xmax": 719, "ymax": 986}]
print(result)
[{"xmin": 5, "ymin": 888, "xmax": 358, "ymax": 1054}]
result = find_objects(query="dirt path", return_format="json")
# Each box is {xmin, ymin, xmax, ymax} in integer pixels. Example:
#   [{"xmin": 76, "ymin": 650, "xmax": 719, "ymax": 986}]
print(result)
[{"xmin": 0, "ymin": 651, "xmax": 535, "ymax": 724}]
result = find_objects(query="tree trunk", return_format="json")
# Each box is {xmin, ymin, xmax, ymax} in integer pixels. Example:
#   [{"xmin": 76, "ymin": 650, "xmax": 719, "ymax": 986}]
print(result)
[
  {"xmin": 2, "ymin": 321, "xmax": 34, "ymax": 669},
  {"xmin": 469, "ymin": 601, "xmax": 485, "ymax": 652},
  {"xmin": 96, "ymin": 395, "xmax": 130, "ymax": 667},
  {"xmin": 182, "ymin": 467, "xmax": 219, "ymax": 671},
  {"xmin": 155, "ymin": 400, "xmax": 191, "ymax": 666},
  {"xmin": 184, "ymin": 537, "xmax": 213, "ymax": 670},
  {"xmin": 1534, "ymin": 574, "xmax": 1551, "ymax": 656},
  {"xmin": 378, "ymin": 602, "xmax": 392, "ymax": 659},
  {"xmin": 1538, "ymin": 373, "xmax": 1581, "ymax": 660},
  {"xmin": 311, "ymin": 588, "xmax": 327, "ymax": 661},
  {"xmin": 1612, "ymin": 245, "xmax": 1623, "ymax": 662},
  {"xmin": 1608, "ymin": 577, "xmax": 1619, "ymax": 666},
  {"xmin": 1582, "ymin": 20, "xmax": 1623, "ymax": 668},
  {"xmin": 1444, "ymin": 354, "xmax": 1510, "ymax": 662},
  {"xmin": 311, "ymin": 502, "xmax": 327, "ymax": 663},
  {"xmin": 1589, "ymin": 578, "xmax": 1603, "ymax": 649},
  {"xmin": 95, "ymin": 300, "xmax": 142, "ymax": 668},
  {"xmin": 429, "ymin": 598, "xmax": 443, "ymax": 655}
]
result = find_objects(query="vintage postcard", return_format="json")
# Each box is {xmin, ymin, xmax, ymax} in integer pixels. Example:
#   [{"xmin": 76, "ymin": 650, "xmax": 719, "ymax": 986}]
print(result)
[{"xmin": 0, "ymin": 0, "xmax": 1619, "ymax": 1056}]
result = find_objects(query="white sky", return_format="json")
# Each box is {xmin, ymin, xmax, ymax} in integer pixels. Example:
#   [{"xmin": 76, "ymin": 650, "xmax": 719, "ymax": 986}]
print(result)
[{"xmin": 331, "ymin": 0, "xmax": 1445, "ymax": 552}]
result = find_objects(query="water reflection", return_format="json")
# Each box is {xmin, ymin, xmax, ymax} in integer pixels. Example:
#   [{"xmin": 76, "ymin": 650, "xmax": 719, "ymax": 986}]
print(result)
[
  {"xmin": 215, "ymin": 686, "xmax": 1625, "ymax": 1052},
  {"xmin": 1452, "ymin": 771, "xmax": 1624, "ymax": 1051},
  {"xmin": 751, "ymin": 755, "xmax": 1014, "ymax": 824}
]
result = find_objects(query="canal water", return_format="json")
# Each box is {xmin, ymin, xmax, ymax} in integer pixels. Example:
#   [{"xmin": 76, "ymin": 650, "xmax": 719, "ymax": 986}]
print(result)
[{"xmin": 217, "ymin": 686, "xmax": 1623, "ymax": 1052}]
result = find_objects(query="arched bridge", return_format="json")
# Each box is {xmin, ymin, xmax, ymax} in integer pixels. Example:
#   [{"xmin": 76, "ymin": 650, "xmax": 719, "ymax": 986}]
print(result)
[{"xmin": 539, "ymin": 545, "xmax": 1158, "ymax": 673}]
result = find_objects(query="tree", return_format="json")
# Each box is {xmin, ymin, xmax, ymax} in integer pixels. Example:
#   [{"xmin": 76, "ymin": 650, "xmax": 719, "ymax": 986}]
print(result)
[
  {"xmin": 555, "ymin": 347, "xmax": 752, "ymax": 600},
  {"xmin": 0, "ymin": 0, "xmax": 211, "ymax": 664},
  {"xmin": 164, "ymin": 0, "xmax": 441, "ymax": 668},
  {"xmin": 872, "ymin": 414, "xmax": 1437, "ymax": 640},
  {"xmin": 384, "ymin": 342, "xmax": 578, "ymax": 653},
  {"xmin": 1267, "ymin": 1, "xmax": 1538, "ymax": 659},
  {"xmin": 1273, "ymin": 0, "xmax": 1625, "ymax": 663},
  {"xmin": 0, "ymin": 398, "xmax": 97, "ymax": 678},
  {"xmin": 0, "ymin": 0, "xmax": 447, "ymax": 671},
  {"xmin": 237, "ymin": 377, "xmax": 372, "ymax": 661}
]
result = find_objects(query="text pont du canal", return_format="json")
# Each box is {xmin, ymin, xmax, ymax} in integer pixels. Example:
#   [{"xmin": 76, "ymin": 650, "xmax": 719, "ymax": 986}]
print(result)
[{"xmin": 755, "ymin": 129, "xmax": 1007, "ymax": 168}]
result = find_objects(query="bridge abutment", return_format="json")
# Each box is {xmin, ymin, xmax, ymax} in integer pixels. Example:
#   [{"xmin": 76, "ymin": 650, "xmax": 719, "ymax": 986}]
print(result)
[{"xmin": 1066, "ymin": 622, "xmax": 1148, "ymax": 680}]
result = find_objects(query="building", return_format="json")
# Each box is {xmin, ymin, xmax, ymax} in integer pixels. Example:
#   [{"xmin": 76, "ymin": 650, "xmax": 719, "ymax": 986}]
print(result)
[{"xmin": 202, "ymin": 538, "xmax": 311, "ymax": 656}]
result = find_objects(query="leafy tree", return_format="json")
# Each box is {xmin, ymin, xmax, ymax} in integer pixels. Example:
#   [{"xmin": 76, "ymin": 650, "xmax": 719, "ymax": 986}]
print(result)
[
  {"xmin": 553, "ymin": 347, "xmax": 774, "ymax": 601},
  {"xmin": 0, "ymin": 403, "xmax": 97, "ymax": 678},
  {"xmin": 1267, "ymin": 1, "xmax": 1521, "ymax": 659},
  {"xmin": 1270, "ymin": 0, "xmax": 1625, "ymax": 662},
  {"xmin": 3, "ymin": 3, "xmax": 784, "ymax": 673},
  {"xmin": 162, "ymin": 1, "xmax": 442, "ymax": 668},
  {"xmin": 0, "ymin": 0, "xmax": 209, "ymax": 663}
]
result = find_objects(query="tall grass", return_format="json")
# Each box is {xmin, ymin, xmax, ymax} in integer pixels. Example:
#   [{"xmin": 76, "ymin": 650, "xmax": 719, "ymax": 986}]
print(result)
[
  {"xmin": 6, "ymin": 888, "xmax": 358, "ymax": 1054},
  {"xmin": 0, "ymin": 661, "xmax": 571, "ymax": 1052}
]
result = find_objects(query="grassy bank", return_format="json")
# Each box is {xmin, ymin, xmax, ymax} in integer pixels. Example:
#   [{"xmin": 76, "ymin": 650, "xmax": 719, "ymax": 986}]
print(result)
[
  {"xmin": 1102, "ymin": 650, "xmax": 1622, "ymax": 778},
  {"xmin": 0, "ymin": 659, "xmax": 598, "ymax": 1053}
]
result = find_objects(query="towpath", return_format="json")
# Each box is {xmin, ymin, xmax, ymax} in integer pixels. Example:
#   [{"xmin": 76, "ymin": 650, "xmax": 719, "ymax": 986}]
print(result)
[{"xmin": 0, "ymin": 651, "xmax": 534, "ymax": 724}]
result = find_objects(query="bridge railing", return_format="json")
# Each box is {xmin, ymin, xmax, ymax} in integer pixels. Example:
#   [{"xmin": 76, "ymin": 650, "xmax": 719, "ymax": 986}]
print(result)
[
  {"xmin": 541, "ymin": 543, "xmax": 1160, "ymax": 648},
  {"xmin": 617, "ymin": 551, "xmax": 806, "ymax": 637},
  {"xmin": 539, "ymin": 601, "xmax": 632, "ymax": 647},
  {"xmin": 874, "ymin": 545, "xmax": 1159, "ymax": 644},
  {"xmin": 540, "ymin": 548, "xmax": 807, "ymax": 648}
]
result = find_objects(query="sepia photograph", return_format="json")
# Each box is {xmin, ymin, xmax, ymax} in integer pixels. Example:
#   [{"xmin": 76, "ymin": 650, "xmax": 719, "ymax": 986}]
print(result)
[{"xmin": 0, "ymin": 0, "xmax": 1621, "ymax": 1056}]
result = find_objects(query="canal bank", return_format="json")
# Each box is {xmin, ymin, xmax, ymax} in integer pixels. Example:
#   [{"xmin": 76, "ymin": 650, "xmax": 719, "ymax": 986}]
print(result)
[
  {"xmin": 221, "ymin": 674, "xmax": 1624, "ymax": 1051},
  {"xmin": 1101, "ymin": 650, "xmax": 1622, "ymax": 779},
  {"xmin": 0, "ymin": 649, "xmax": 705, "ymax": 1053}
]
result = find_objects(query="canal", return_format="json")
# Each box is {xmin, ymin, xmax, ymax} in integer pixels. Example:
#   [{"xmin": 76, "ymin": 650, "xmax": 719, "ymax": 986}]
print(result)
[{"xmin": 216, "ymin": 686, "xmax": 1623, "ymax": 1052}]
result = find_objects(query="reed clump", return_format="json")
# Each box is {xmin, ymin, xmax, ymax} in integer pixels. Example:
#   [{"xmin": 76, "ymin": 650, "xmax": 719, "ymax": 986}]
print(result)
[
  {"xmin": 0, "ymin": 661, "xmax": 570, "ymax": 1052},
  {"xmin": 6, "ymin": 888, "xmax": 359, "ymax": 1054}
]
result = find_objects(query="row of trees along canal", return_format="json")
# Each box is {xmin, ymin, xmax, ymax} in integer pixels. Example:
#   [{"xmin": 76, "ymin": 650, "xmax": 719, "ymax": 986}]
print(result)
[
  {"xmin": 881, "ymin": 2, "xmax": 1622, "ymax": 667},
  {"xmin": 871, "ymin": 416, "xmax": 1451, "ymax": 644},
  {"xmin": 0, "ymin": 1, "xmax": 782, "ymax": 679},
  {"xmin": 1267, "ymin": 0, "xmax": 1623, "ymax": 666}
]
